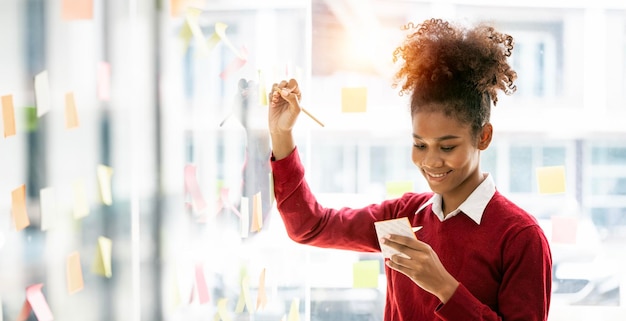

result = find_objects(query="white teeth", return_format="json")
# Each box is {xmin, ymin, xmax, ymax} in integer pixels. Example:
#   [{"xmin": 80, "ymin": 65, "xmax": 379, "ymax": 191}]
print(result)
[{"xmin": 428, "ymin": 172, "xmax": 447, "ymax": 178}]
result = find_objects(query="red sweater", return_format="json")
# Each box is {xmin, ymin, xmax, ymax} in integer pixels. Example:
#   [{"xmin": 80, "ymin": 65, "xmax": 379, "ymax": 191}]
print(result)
[{"xmin": 271, "ymin": 148, "xmax": 552, "ymax": 321}]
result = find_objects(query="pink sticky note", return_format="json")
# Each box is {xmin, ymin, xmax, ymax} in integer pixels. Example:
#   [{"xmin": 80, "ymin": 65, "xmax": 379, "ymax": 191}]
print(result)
[
  {"xmin": 219, "ymin": 47, "xmax": 248, "ymax": 80},
  {"xmin": 97, "ymin": 62, "xmax": 111, "ymax": 101},
  {"xmin": 184, "ymin": 164, "xmax": 207, "ymax": 213},
  {"xmin": 195, "ymin": 264, "xmax": 210, "ymax": 304},
  {"xmin": 17, "ymin": 284, "xmax": 54, "ymax": 321},
  {"xmin": 551, "ymin": 216, "xmax": 578, "ymax": 244}
]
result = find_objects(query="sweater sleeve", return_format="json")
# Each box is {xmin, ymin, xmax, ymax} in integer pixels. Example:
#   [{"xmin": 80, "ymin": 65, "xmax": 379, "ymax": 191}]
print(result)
[
  {"xmin": 435, "ymin": 225, "xmax": 552, "ymax": 321},
  {"xmin": 271, "ymin": 147, "xmax": 410, "ymax": 252}
]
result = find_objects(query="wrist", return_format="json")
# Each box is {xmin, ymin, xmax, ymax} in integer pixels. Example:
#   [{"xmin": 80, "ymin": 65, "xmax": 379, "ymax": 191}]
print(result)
[
  {"xmin": 437, "ymin": 280, "xmax": 459, "ymax": 304},
  {"xmin": 270, "ymin": 132, "xmax": 295, "ymax": 161}
]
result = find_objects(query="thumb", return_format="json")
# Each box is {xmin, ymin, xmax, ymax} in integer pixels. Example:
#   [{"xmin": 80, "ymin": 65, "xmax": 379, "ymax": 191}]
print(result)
[{"xmin": 279, "ymin": 87, "xmax": 301, "ymax": 110}]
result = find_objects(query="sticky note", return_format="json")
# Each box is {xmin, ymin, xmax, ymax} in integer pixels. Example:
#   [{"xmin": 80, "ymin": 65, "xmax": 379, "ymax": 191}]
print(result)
[
  {"xmin": 2, "ymin": 95, "xmax": 16, "ymax": 137},
  {"xmin": 235, "ymin": 275, "xmax": 252, "ymax": 313},
  {"xmin": 184, "ymin": 7, "xmax": 212, "ymax": 56},
  {"xmin": 258, "ymin": 70, "xmax": 268, "ymax": 106},
  {"xmin": 97, "ymin": 62, "xmax": 111, "ymax": 101},
  {"xmin": 287, "ymin": 298, "xmax": 300, "ymax": 321},
  {"xmin": 536, "ymin": 165, "xmax": 566, "ymax": 194},
  {"xmin": 195, "ymin": 264, "xmax": 210, "ymax": 304},
  {"xmin": 35, "ymin": 70, "xmax": 51, "ymax": 117},
  {"xmin": 341, "ymin": 87, "xmax": 367, "ymax": 113},
  {"xmin": 386, "ymin": 180, "xmax": 413, "ymax": 199},
  {"xmin": 67, "ymin": 251, "xmax": 84, "ymax": 294},
  {"xmin": 23, "ymin": 106, "xmax": 38, "ymax": 132},
  {"xmin": 40, "ymin": 187, "xmax": 56, "ymax": 231},
  {"xmin": 256, "ymin": 268, "xmax": 267, "ymax": 311},
  {"xmin": 353, "ymin": 260, "xmax": 380, "ymax": 288},
  {"xmin": 17, "ymin": 283, "xmax": 53, "ymax": 321},
  {"xmin": 65, "ymin": 92, "xmax": 80, "ymax": 129},
  {"xmin": 93, "ymin": 236, "xmax": 112, "ymax": 278},
  {"xmin": 97, "ymin": 164, "xmax": 114, "ymax": 205},
  {"xmin": 11, "ymin": 184, "xmax": 30, "ymax": 231},
  {"xmin": 250, "ymin": 192, "xmax": 262, "ymax": 232},
  {"xmin": 73, "ymin": 179, "xmax": 90, "ymax": 219},
  {"xmin": 240, "ymin": 196, "xmax": 249, "ymax": 238},
  {"xmin": 551, "ymin": 216, "xmax": 578, "ymax": 244},
  {"xmin": 219, "ymin": 47, "xmax": 248, "ymax": 80},
  {"xmin": 374, "ymin": 217, "xmax": 417, "ymax": 259},
  {"xmin": 214, "ymin": 298, "xmax": 232, "ymax": 321},
  {"xmin": 62, "ymin": 0, "xmax": 93, "ymax": 20},
  {"xmin": 215, "ymin": 22, "xmax": 245, "ymax": 58},
  {"xmin": 184, "ymin": 164, "xmax": 207, "ymax": 213}
]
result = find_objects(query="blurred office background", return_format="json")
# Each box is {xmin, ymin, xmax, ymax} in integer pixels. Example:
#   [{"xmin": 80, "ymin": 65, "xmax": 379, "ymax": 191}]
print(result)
[{"xmin": 1, "ymin": 0, "xmax": 625, "ymax": 320}]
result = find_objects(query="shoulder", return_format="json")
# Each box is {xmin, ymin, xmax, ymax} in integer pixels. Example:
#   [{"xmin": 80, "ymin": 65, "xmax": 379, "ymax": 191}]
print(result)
[
  {"xmin": 485, "ymin": 191, "xmax": 539, "ymax": 225},
  {"xmin": 380, "ymin": 192, "xmax": 434, "ymax": 217}
]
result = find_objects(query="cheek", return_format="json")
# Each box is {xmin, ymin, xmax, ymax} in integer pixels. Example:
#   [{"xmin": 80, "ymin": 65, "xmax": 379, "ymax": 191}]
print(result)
[{"xmin": 411, "ymin": 148, "xmax": 420, "ymax": 167}]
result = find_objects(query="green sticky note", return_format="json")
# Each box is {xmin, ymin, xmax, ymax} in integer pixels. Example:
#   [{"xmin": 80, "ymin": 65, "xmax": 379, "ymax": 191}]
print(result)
[
  {"xmin": 353, "ymin": 260, "xmax": 379, "ymax": 288},
  {"xmin": 24, "ymin": 106, "xmax": 38, "ymax": 132},
  {"xmin": 386, "ymin": 181, "xmax": 413, "ymax": 199},
  {"xmin": 536, "ymin": 165, "xmax": 566, "ymax": 194},
  {"xmin": 341, "ymin": 87, "xmax": 367, "ymax": 113}
]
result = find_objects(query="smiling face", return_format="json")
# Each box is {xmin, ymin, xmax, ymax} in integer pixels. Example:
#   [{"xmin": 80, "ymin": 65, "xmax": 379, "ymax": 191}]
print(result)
[{"xmin": 411, "ymin": 107, "xmax": 492, "ymax": 212}]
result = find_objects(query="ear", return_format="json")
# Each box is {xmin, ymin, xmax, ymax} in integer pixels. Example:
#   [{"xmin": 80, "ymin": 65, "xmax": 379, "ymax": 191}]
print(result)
[{"xmin": 477, "ymin": 123, "xmax": 493, "ymax": 150}]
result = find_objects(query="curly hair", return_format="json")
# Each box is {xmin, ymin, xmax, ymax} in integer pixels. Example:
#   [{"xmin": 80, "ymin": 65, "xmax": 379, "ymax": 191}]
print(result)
[{"xmin": 392, "ymin": 18, "xmax": 517, "ymax": 138}]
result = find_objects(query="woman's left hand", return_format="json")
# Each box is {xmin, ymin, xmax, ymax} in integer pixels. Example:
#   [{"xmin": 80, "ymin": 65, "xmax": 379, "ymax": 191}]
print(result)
[{"xmin": 381, "ymin": 235, "xmax": 460, "ymax": 303}]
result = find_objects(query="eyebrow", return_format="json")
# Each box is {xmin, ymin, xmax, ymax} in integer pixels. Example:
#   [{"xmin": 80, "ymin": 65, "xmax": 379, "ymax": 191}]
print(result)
[{"xmin": 412, "ymin": 133, "xmax": 461, "ymax": 141}]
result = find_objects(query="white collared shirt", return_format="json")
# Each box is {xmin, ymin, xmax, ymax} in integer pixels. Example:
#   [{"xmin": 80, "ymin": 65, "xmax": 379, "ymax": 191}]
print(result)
[{"xmin": 414, "ymin": 173, "xmax": 496, "ymax": 225}]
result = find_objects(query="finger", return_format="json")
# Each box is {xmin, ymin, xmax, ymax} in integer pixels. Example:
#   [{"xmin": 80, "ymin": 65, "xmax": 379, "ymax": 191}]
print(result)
[{"xmin": 385, "ymin": 234, "xmax": 427, "ymax": 249}]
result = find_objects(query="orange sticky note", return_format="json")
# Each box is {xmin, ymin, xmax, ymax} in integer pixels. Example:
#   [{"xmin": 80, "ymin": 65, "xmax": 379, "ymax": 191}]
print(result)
[
  {"xmin": 341, "ymin": 87, "xmax": 367, "ymax": 113},
  {"xmin": 194, "ymin": 264, "xmax": 210, "ymax": 304},
  {"xmin": 92, "ymin": 236, "xmax": 112, "ymax": 278},
  {"xmin": 65, "ymin": 92, "xmax": 80, "ymax": 129},
  {"xmin": 62, "ymin": 0, "xmax": 93, "ymax": 20},
  {"xmin": 2, "ymin": 95, "xmax": 16, "ymax": 137},
  {"xmin": 551, "ymin": 216, "xmax": 578, "ymax": 244},
  {"xmin": 184, "ymin": 164, "xmax": 207, "ymax": 213},
  {"xmin": 67, "ymin": 251, "xmax": 84, "ymax": 294},
  {"xmin": 11, "ymin": 184, "xmax": 30, "ymax": 231},
  {"xmin": 17, "ymin": 284, "xmax": 54, "ymax": 321},
  {"xmin": 256, "ymin": 268, "xmax": 267, "ymax": 311},
  {"xmin": 536, "ymin": 165, "xmax": 566, "ymax": 194},
  {"xmin": 250, "ymin": 192, "xmax": 262, "ymax": 232}
]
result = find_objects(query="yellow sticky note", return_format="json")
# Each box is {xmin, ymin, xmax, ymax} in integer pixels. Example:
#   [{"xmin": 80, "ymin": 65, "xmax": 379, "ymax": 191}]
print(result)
[
  {"xmin": 536, "ymin": 165, "xmax": 566, "ymax": 194},
  {"xmin": 250, "ymin": 192, "xmax": 262, "ymax": 232},
  {"xmin": 215, "ymin": 22, "xmax": 244, "ymax": 59},
  {"xmin": 235, "ymin": 275, "xmax": 252, "ymax": 313},
  {"xmin": 67, "ymin": 251, "xmax": 84, "ymax": 294},
  {"xmin": 73, "ymin": 179, "xmax": 89, "ymax": 219},
  {"xmin": 551, "ymin": 216, "xmax": 578, "ymax": 244},
  {"xmin": 213, "ymin": 298, "xmax": 232, "ymax": 321},
  {"xmin": 35, "ymin": 71, "xmax": 51, "ymax": 117},
  {"xmin": 256, "ymin": 268, "xmax": 267, "ymax": 311},
  {"xmin": 93, "ymin": 236, "xmax": 112, "ymax": 278},
  {"xmin": 62, "ymin": 0, "xmax": 93, "ymax": 20},
  {"xmin": 2, "ymin": 95, "xmax": 16, "ymax": 137},
  {"xmin": 11, "ymin": 184, "xmax": 30, "ymax": 231},
  {"xmin": 258, "ymin": 70, "xmax": 268, "ymax": 106},
  {"xmin": 97, "ymin": 164, "xmax": 114, "ymax": 206},
  {"xmin": 40, "ymin": 187, "xmax": 56, "ymax": 231},
  {"xmin": 65, "ymin": 92, "xmax": 80, "ymax": 129},
  {"xmin": 353, "ymin": 260, "xmax": 379, "ymax": 288},
  {"xmin": 341, "ymin": 87, "xmax": 367, "ymax": 113},
  {"xmin": 385, "ymin": 180, "xmax": 413, "ymax": 199},
  {"xmin": 287, "ymin": 298, "xmax": 300, "ymax": 321}
]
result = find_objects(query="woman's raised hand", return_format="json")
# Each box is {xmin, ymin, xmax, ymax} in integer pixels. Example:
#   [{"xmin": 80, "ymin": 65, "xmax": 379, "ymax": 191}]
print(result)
[{"xmin": 269, "ymin": 78, "xmax": 302, "ymax": 136}]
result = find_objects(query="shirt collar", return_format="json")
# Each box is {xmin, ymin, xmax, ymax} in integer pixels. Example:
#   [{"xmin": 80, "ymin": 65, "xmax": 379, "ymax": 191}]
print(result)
[{"xmin": 415, "ymin": 173, "xmax": 496, "ymax": 225}]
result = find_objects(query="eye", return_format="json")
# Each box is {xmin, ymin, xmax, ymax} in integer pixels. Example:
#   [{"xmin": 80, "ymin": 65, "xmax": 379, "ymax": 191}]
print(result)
[
  {"xmin": 413, "ymin": 143, "xmax": 426, "ymax": 150},
  {"xmin": 441, "ymin": 146, "xmax": 456, "ymax": 152}
]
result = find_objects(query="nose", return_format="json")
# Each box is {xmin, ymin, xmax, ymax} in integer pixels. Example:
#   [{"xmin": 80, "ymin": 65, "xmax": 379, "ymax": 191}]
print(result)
[{"xmin": 413, "ymin": 148, "xmax": 443, "ymax": 169}]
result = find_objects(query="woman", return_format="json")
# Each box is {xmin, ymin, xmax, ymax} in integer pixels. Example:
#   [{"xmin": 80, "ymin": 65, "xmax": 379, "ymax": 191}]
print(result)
[{"xmin": 268, "ymin": 18, "xmax": 552, "ymax": 320}]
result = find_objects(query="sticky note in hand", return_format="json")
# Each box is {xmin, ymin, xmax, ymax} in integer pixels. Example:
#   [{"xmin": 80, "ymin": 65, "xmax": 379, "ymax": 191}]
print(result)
[{"xmin": 374, "ymin": 217, "xmax": 418, "ymax": 259}]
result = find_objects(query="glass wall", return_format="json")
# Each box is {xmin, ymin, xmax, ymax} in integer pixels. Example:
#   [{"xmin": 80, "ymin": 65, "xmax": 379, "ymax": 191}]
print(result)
[{"xmin": 1, "ymin": 0, "xmax": 625, "ymax": 320}]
